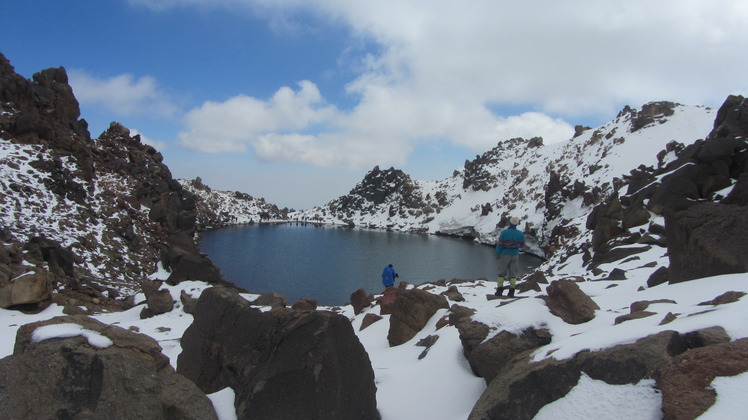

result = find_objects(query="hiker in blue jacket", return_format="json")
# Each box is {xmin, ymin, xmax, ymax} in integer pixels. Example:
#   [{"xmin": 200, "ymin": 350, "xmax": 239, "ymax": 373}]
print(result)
[
  {"xmin": 382, "ymin": 264, "xmax": 398, "ymax": 287},
  {"xmin": 495, "ymin": 217, "xmax": 525, "ymax": 297}
]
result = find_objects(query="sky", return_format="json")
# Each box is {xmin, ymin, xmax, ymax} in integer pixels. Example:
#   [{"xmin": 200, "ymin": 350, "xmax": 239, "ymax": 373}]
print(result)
[{"xmin": 2, "ymin": 0, "xmax": 747, "ymax": 209}]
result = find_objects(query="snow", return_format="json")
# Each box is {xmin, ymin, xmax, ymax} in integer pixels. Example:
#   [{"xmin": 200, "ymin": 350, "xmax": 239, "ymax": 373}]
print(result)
[
  {"xmin": 207, "ymin": 388, "xmax": 238, "ymax": 420},
  {"xmin": 3, "ymin": 240, "xmax": 748, "ymax": 420},
  {"xmin": 698, "ymin": 372, "xmax": 748, "ymax": 420},
  {"xmin": 31, "ymin": 323, "xmax": 113, "ymax": 349},
  {"xmin": 534, "ymin": 374, "xmax": 662, "ymax": 420},
  {"xmin": 1, "ymin": 102, "xmax": 745, "ymax": 418}
]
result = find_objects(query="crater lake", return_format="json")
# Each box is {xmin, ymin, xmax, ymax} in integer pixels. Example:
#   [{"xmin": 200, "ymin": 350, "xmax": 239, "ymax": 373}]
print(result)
[{"xmin": 199, "ymin": 223, "xmax": 541, "ymax": 306}]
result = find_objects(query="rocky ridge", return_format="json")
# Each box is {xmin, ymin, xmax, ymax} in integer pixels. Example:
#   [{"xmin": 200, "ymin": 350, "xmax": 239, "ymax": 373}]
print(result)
[
  {"xmin": 0, "ymin": 52, "xmax": 225, "ymax": 312},
  {"xmin": 2, "ymin": 50, "xmax": 748, "ymax": 419},
  {"xmin": 178, "ymin": 177, "xmax": 289, "ymax": 230},
  {"xmin": 299, "ymin": 101, "xmax": 716, "ymax": 264}
]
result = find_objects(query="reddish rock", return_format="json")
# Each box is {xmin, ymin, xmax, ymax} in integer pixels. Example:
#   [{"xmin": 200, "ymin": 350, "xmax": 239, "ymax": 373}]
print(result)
[
  {"xmin": 350, "ymin": 288, "xmax": 371, "ymax": 315},
  {"xmin": 379, "ymin": 286, "xmax": 397, "ymax": 315},
  {"xmin": 387, "ymin": 288, "xmax": 449, "ymax": 346},
  {"xmin": 543, "ymin": 280, "xmax": 600, "ymax": 324},
  {"xmin": 661, "ymin": 338, "xmax": 748, "ymax": 420},
  {"xmin": 291, "ymin": 298, "xmax": 317, "ymax": 311}
]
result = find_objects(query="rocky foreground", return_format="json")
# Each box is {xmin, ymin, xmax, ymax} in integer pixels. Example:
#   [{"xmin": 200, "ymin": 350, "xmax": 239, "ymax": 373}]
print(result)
[{"xmin": 1, "ymin": 50, "xmax": 748, "ymax": 419}]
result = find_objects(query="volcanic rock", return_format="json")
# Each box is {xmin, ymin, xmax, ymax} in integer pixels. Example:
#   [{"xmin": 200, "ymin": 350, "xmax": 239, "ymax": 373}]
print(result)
[
  {"xmin": 387, "ymin": 288, "xmax": 449, "ymax": 346},
  {"xmin": 178, "ymin": 287, "xmax": 379, "ymax": 420},
  {"xmin": 350, "ymin": 288, "xmax": 371, "ymax": 315},
  {"xmin": 0, "ymin": 315, "xmax": 216, "ymax": 419},
  {"xmin": 660, "ymin": 338, "xmax": 748, "ymax": 420},
  {"xmin": 543, "ymin": 280, "xmax": 600, "ymax": 324}
]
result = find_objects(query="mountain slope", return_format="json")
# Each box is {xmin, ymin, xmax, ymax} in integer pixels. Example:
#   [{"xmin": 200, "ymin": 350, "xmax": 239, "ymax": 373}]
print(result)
[
  {"xmin": 178, "ymin": 177, "xmax": 288, "ymax": 229},
  {"xmin": 298, "ymin": 102, "xmax": 716, "ymax": 264},
  {"xmin": 0, "ymin": 52, "xmax": 223, "ymax": 309}
]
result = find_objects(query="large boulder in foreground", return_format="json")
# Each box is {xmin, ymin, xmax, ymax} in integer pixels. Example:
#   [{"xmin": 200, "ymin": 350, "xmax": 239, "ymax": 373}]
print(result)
[
  {"xmin": 387, "ymin": 288, "xmax": 449, "ymax": 346},
  {"xmin": 0, "ymin": 315, "xmax": 216, "ymax": 419},
  {"xmin": 178, "ymin": 286, "xmax": 379, "ymax": 420}
]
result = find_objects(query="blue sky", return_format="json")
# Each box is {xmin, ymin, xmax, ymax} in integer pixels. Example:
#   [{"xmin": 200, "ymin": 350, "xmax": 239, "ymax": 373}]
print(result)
[{"xmin": 3, "ymin": 0, "xmax": 747, "ymax": 209}]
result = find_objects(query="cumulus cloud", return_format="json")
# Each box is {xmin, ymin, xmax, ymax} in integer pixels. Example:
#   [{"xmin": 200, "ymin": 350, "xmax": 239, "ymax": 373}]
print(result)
[
  {"xmin": 162, "ymin": 0, "xmax": 746, "ymax": 169},
  {"xmin": 68, "ymin": 70, "xmax": 179, "ymax": 118}
]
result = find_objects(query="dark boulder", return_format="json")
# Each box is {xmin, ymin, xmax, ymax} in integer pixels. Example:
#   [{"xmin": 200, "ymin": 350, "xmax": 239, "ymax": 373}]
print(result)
[
  {"xmin": 140, "ymin": 289, "xmax": 175, "ymax": 319},
  {"xmin": 177, "ymin": 287, "xmax": 379, "ymax": 420},
  {"xmin": 543, "ymin": 280, "xmax": 599, "ymax": 324},
  {"xmin": 166, "ymin": 253, "xmax": 223, "ymax": 285},
  {"xmin": 647, "ymin": 266, "xmax": 670, "ymax": 287},
  {"xmin": 25, "ymin": 236, "xmax": 76, "ymax": 277},
  {"xmin": 665, "ymin": 202, "xmax": 748, "ymax": 283},
  {"xmin": 387, "ymin": 288, "xmax": 449, "ymax": 346},
  {"xmin": 251, "ymin": 292, "xmax": 287, "ymax": 308},
  {"xmin": 440, "ymin": 285, "xmax": 465, "ymax": 302},
  {"xmin": 0, "ymin": 315, "xmax": 216, "ymax": 420}
]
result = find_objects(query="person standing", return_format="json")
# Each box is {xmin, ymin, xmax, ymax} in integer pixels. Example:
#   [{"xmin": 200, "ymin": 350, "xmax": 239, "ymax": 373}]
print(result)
[
  {"xmin": 382, "ymin": 264, "xmax": 398, "ymax": 287},
  {"xmin": 495, "ymin": 217, "xmax": 525, "ymax": 297}
]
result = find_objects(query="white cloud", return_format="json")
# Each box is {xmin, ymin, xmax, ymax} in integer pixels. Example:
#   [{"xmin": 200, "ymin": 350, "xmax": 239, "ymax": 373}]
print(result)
[
  {"xmin": 161, "ymin": 0, "xmax": 746, "ymax": 169},
  {"xmin": 68, "ymin": 70, "xmax": 179, "ymax": 118}
]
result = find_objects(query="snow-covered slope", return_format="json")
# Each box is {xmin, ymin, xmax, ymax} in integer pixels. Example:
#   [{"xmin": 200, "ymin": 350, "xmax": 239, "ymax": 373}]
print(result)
[
  {"xmin": 299, "ymin": 102, "xmax": 715, "ymax": 256},
  {"xmin": 3, "ymin": 50, "xmax": 747, "ymax": 419},
  {"xmin": 4, "ymin": 249, "xmax": 745, "ymax": 419},
  {"xmin": 178, "ymin": 177, "xmax": 288, "ymax": 229}
]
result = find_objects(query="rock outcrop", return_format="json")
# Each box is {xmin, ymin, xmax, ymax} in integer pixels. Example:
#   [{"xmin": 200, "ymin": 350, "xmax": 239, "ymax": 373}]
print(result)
[
  {"xmin": 0, "ymin": 315, "xmax": 216, "ymax": 419},
  {"xmin": 0, "ymin": 52, "xmax": 228, "ymax": 310},
  {"xmin": 177, "ymin": 287, "xmax": 380, "ymax": 420},
  {"xmin": 179, "ymin": 177, "xmax": 288, "ymax": 229},
  {"xmin": 586, "ymin": 95, "xmax": 748, "ymax": 282}
]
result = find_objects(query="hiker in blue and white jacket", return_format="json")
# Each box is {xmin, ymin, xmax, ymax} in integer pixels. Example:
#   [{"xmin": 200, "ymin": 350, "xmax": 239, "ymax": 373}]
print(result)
[{"xmin": 495, "ymin": 217, "xmax": 525, "ymax": 297}]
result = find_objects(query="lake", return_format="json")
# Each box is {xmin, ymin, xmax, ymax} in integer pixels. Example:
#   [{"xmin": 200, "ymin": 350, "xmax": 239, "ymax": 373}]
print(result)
[{"xmin": 199, "ymin": 223, "xmax": 541, "ymax": 306}]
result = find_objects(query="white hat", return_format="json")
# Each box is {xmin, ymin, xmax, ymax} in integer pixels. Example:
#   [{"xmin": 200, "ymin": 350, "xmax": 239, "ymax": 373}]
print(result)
[{"xmin": 509, "ymin": 217, "xmax": 519, "ymax": 226}]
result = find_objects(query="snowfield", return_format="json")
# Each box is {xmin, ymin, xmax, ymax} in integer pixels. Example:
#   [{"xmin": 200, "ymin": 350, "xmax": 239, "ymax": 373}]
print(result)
[{"xmin": 3, "ymin": 252, "xmax": 747, "ymax": 419}]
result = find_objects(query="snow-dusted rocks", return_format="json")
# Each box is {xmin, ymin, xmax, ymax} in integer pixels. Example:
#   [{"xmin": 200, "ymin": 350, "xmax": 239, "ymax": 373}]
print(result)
[
  {"xmin": 1, "ymin": 54, "xmax": 227, "ymax": 310},
  {"xmin": 0, "ymin": 315, "xmax": 217, "ymax": 419},
  {"xmin": 660, "ymin": 337, "xmax": 748, "ymax": 420},
  {"xmin": 468, "ymin": 330, "xmax": 690, "ymax": 420},
  {"xmin": 179, "ymin": 177, "xmax": 289, "ymax": 229},
  {"xmin": 586, "ymin": 95, "xmax": 748, "ymax": 284},
  {"xmin": 299, "ymin": 100, "xmax": 716, "ymax": 265},
  {"xmin": 177, "ymin": 286, "xmax": 379, "ymax": 420}
]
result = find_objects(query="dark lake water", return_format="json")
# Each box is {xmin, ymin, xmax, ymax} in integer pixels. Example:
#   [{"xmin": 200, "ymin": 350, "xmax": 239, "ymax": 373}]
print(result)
[{"xmin": 199, "ymin": 223, "xmax": 541, "ymax": 306}]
